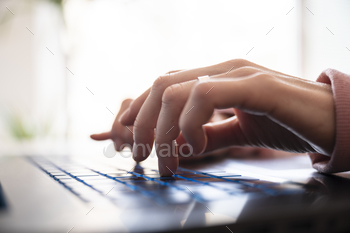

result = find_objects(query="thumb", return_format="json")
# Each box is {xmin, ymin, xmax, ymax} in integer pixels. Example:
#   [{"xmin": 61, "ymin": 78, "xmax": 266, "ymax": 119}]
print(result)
[{"xmin": 90, "ymin": 131, "xmax": 112, "ymax": 141}]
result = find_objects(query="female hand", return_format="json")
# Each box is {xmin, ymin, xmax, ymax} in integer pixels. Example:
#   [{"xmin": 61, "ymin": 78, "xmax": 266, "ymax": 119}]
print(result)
[{"xmin": 95, "ymin": 59, "xmax": 336, "ymax": 176}]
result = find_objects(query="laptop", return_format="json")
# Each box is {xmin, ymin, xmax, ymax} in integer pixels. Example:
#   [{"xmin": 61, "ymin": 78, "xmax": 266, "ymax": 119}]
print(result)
[{"xmin": 1, "ymin": 148, "xmax": 350, "ymax": 233}]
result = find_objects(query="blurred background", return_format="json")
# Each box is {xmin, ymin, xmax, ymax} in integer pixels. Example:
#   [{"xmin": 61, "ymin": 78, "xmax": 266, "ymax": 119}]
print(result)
[{"xmin": 0, "ymin": 0, "xmax": 349, "ymax": 156}]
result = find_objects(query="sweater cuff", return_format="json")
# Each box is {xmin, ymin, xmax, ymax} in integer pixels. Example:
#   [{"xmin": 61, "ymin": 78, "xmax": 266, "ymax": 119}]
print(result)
[{"xmin": 308, "ymin": 69, "xmax": 350, "ymax": 173}]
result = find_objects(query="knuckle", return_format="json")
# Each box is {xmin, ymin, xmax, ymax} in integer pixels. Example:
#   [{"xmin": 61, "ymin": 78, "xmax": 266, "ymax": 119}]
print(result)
[
  {"xmin": 128, "ymin": 98, "xmax": 139, "ymax": 115},
  {"xmin": 236, "ymin": 66, "xmax": 259, "ymax": 73},
  {"xmin": 121, "ymin": 98, "xmax": 133, "ymax": 106},
  {"xmin": 162, "ymin": 84, "xmax": 183, "ymax": 105},
  {"xmin": 120, "ymin": 98, "xmax": 133, "ymax": 111},
  {"xmin": 229, "ymin": 58, "xmax": 250, "ymax": 68},
  {"xmin": 152, "ymin": 75, "xmax": 171, "ymax": 93},
  {"xmin": 250, "ymin": 73, "xmax": 278, "ymax": 91},
  {"xmin": 253, "ymin": 73, "xmax": 275, "ymax": 83},
  {"xmin": 192, "ymin": 81, "xmax": 211, "ymax": 100},
  {"xmin": 230, "ymin": 66, "xmax": 260, "ymax": 76}
]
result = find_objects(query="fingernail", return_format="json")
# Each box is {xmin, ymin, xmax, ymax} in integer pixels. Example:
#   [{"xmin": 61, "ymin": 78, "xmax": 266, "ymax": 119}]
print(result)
[
  {"xmin": 114, "ymin": 139, "xmax": 123, "ymax": 151},
  {"xmin": 119, "ymin": 108, "xmax": 130, "ymax": 123},
  {"xmin": 133, "ymin": 142, "xmax": 146, "ymax": 161},
  {"xmin": 132, "ymin": 142, "xmax": 137, "ymax": 160}
]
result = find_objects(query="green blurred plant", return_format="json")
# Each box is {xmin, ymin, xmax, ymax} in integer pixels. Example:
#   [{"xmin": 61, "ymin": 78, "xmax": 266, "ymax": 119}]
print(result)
[
  {"xmin": 7, "ymin": 115, "xmax": 35, "ymax": 140},
  {"xmin": 5, "ymin": 112, "xmax": 53, "ymax": 141},
  {"xmin": 0, "ymin": 0, "xmax": 64, "ymax": 26},
  {"xmin": 1, "ymin": 0, "xmax": 62, "ymax": 141}
]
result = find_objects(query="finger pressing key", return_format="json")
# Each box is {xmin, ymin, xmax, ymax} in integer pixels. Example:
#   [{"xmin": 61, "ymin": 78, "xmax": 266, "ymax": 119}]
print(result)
[{"xmin": 155, "ymin": 81, "xmax": 196, "ymax": 176}]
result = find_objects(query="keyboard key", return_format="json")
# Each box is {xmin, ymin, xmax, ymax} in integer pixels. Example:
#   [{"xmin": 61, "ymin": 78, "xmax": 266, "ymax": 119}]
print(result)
[
  {"xmin": 158, "ymin": 191, "xmax": 192, "ymax": 204},
  {"xmin": 119, "ymin": 177, "xmax": 148, "ymax": 183},
  {"xmin": 52, "ymin": 174, "xmax": 69, "ymax": 178},
  {"xmin": 143, "ymin": 174, "xmax": 162, "ymax": 178},
  {"xmin": 84, "ymin": 179, "xmax": 117, "ymax": 185},
  {"xmin": 49, "ymin": 172, "xmax": 67, "ymax": 176},
  {"xmin": 92, "ymin": 185, "xmax": 125, "ymax": 194},
  {"xmin": 107, "ymin": 173, "xmax": 135, "ymax": 178},
  {"xmin": 29, "ymin": 156, "xmax": 296, "ymax": 207},
  {"xmin": 225, "ymin": 176, "xmax": 259, "ymax": 181},
  {"xmin": 140, "ymin": 171, "xmax": 159, "ymax": 175},
  {"xmin": 136, "ymin": 181, "xmax": 170, "ymax": 191},
  {"xmin": 200, "ymin": 170, "xmax": 227, "ymax": 174},
  {"xmin": 70, "ymin": 172, "xmax": 99, "ymax": 176},
  {"xmin": 179, "ymin": 174, "xmax": 211, "ymax": 179},
  {"xmin": 184, "ymin": 177, "xmax": 224, "ymax": 183},
  {"xmin": 210, "ymin": 182, "xmax": 245, "ymax": 191},
  {"xmin": 192, "ymin": 186, "xmax": 233, "ymax": 201},
  {"xmin": 79, "ymin": 175, "xmax": 108, "ymax": 180},
  {"xmin": 79, "ymin": 192, "xmax": 108, "ymax": 203},
  {"xmin": 208, "ymin": 172, "xmax": 241, "ymax": 177}
]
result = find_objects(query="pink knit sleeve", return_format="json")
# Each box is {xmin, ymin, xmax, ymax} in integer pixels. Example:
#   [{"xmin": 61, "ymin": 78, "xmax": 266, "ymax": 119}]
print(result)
[{"xmin": 308, "ymin": 69, "xmax": 350, "ymax": 173}]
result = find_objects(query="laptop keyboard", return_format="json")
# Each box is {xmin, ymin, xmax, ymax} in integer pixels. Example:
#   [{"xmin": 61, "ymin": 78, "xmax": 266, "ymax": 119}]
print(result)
[{"xmin": 28, "ymin": 157, "xmax": 306, "ymax": 206}]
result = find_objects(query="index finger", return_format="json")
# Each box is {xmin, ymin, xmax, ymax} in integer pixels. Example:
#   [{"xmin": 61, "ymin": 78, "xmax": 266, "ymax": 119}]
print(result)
[{"xmin": 90, "ymin": 132, "xmax": 111, "ymax": 141}]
